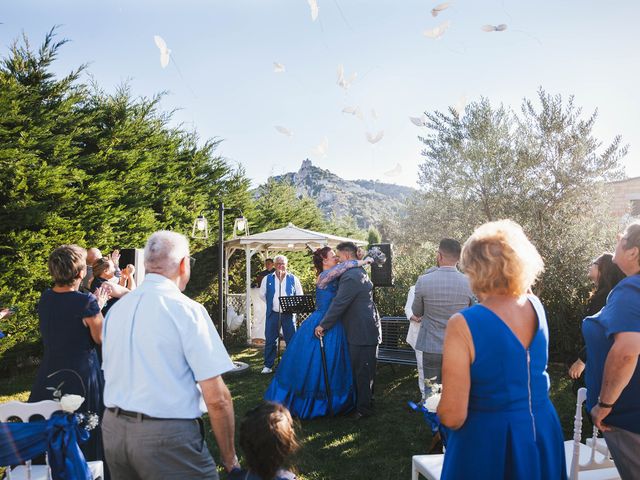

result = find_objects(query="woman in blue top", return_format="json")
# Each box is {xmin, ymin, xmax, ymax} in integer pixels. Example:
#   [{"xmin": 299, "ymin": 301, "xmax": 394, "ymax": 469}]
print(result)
[
  {"xmin": 437, "ymin": 220, "xmax": 566, "ymax": 479},
  {"xmin": 29, "ymin": 245, "xmax": 108, "ymax": 464},
  {"xmin": 584, "ymin": 222, "xmax": 640, "ymax": 480},
  {"xmin": 264, "ymin": 247, "xmax": 372, "ymax": 419}
]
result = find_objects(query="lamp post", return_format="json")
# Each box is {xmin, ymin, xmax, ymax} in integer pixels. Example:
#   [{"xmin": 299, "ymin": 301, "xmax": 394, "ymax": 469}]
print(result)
[{"xmin": 192, "ymin": 203, "xmax": 246, "ymax": 342}]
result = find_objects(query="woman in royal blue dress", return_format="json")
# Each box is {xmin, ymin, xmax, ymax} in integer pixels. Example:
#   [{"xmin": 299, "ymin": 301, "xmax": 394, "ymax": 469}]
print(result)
[
  {"xmin": 264, "ymin": 247, "xmax": 372, "ymax": 419},
  {"xmin": 437, "ymin": 220, "xmax": 566, "ymax": 479}
]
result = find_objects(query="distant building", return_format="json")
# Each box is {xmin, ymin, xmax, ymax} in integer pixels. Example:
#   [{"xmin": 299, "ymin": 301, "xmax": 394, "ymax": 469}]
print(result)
[{"xmin": 608, "ymin": 176, "xmax": 640, "ymax": 222}]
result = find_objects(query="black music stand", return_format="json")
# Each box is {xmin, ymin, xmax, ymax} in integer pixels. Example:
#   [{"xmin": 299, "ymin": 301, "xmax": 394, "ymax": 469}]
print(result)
[{"xmin": 276, "ymin": 295, "xmax": 316, "ymax": 365}]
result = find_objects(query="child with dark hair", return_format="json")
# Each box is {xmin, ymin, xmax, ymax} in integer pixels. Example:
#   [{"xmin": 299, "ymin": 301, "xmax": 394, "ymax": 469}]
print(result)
[{"xmin": 229, "ymin": 402, "xmax": 299, "ymax": 480}]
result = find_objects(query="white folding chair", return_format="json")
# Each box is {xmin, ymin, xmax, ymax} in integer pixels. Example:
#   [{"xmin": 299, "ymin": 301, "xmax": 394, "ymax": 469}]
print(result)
[
  {"xmin": 586, "ymin": 436, "xmax": 611, "ymax": 456},
  {"xmin": 0, "ymin": 400, "xmax": 103, "ymax": 480},
  {"xmin": 411, "ymin": 454, "xmax": 444, "ymax": 480},
  {"xmin": 565, "ymin": 388, "xmax": 620, "ymax": 480}
]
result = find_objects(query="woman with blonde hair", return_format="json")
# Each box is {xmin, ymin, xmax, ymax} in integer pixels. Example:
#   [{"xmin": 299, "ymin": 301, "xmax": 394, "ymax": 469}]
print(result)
[{"xmin": 437, "ymin": 220, "xmax": 566, "ymax": 479}]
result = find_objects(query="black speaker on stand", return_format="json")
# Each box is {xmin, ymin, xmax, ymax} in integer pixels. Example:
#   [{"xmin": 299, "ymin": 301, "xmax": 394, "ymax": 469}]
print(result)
[{"xmin": 370, "ymin": 243, "xmax": 393, "ymax": 287}]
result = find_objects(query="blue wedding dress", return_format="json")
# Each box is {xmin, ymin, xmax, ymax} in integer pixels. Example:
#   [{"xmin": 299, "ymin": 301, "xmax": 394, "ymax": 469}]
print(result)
[{"xmin": 264, "ymin": 261, "xmax": 356, "ymax": 419}]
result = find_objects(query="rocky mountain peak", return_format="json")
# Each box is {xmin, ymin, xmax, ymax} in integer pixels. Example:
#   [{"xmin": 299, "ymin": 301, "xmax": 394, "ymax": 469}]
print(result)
[{"xmin": 270, "ymin": 160, "xmax": 416, "ymax": 229}]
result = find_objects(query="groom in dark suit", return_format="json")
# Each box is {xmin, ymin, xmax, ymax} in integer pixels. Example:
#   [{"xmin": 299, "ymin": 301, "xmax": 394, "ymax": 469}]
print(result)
[{"xmin": 315, "ymin": 242, "xmax": 381, "ymax": 419}]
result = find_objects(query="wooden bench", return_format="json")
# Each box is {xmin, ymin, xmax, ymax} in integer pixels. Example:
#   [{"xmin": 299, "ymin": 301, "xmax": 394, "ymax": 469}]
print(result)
[{"xmin": 378, "ymin": 316, "xmax": 417, "ymax": 366}]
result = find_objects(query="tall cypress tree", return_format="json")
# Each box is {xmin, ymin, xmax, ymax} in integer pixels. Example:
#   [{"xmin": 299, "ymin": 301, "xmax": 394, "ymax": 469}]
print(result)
[{"xmin": 0, "ymin": 30, "xmax": 251, "ymax": 368}]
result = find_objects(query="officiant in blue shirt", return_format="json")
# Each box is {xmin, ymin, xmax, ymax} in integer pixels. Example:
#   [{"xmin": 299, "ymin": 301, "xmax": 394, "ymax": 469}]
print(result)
[{"xmin": 259, "ymin": 255, "xmax": 303, "ymax": 374}]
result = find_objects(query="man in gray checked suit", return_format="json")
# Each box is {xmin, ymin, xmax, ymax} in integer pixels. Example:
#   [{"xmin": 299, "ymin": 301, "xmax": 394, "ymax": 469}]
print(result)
[
  {"xmin": 315, "ymin": 242, "xmax": 381, "ymax": 419},
  {"xmin": 412, "ymin": 238, "xmax": 474, "ymax": 391}
]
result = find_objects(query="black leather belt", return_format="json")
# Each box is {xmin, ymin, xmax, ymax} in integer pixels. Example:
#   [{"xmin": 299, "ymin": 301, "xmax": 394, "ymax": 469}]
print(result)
[
  {"xmin": 107, "ymin": 407, "xmax": 199, "ymax": 424},
  {"xmin": 107, "ymin": 407, "xmax": 156, "ymax": 420}
]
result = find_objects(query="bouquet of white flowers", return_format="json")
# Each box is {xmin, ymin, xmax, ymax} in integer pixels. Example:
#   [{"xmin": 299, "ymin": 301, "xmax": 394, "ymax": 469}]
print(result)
[
  {"xmin": 423, "ymin": 377, "xmax": 442, "ymax": 412},
  {"xmin": 366, "ymin": 246, "xmax": 387, "ymax": 266}
]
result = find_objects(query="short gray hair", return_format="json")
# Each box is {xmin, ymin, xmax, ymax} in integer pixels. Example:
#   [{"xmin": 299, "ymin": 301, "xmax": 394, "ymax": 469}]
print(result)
[
  {"xmin": 273, "ymin": 254, "xmax": 288, "ymax": 265},
  {"xmin": 144, "ymin": 231, "xmax": 190, "ymax": 275}
]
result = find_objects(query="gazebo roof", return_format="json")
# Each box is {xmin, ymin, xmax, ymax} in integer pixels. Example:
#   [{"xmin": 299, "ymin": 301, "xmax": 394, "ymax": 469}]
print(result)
[{"xmin": 224, "ymin": 223, "xmax": 367, "ymax": 252}]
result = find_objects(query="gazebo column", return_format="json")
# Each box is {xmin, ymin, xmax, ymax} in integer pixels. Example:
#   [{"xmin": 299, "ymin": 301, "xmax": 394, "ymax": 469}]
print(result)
[
  {"xmin": 224, "ymin": 246, "xmax": 234, "ymax": 336},
  {"xmin": 245, "ymin": 246, "xmax": 253, "ymax": 345}
]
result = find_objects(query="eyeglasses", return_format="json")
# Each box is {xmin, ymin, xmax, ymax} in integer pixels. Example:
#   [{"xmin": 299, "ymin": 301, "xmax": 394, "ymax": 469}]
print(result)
[{"xmin": 189, "ymin": 256, "xmax": 196, "ymax": 267}]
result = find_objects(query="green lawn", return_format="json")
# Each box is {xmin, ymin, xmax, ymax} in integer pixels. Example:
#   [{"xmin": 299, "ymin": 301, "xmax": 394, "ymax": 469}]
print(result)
[{"xmin": 0, "ymin": 348, "xmax": 577, "ymax": 479}]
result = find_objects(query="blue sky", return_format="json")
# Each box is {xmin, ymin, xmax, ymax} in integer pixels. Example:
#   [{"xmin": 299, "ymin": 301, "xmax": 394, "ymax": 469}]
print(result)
[{"xmin": 2, "ymin": 0, "xmax": 638, "ymax": 187}]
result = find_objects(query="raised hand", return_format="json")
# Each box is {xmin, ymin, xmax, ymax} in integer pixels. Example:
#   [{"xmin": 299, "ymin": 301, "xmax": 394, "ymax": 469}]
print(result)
[
  {"xmin": 110, "ymin": 249, "xmax": 120, "ymax": 266},
  {"xmin": 94, "ymin": 285, "xmax": 110, "ymax": 310},
  {"xmin": 121, "ymin": 264, "xmax": 135, "ymax": 279}
]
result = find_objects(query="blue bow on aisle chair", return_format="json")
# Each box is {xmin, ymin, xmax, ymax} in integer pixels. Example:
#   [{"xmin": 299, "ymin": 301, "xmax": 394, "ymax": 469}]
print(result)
[{"xmin": 0, "ymin": 400, "xmax": 102, "ymax": 480}]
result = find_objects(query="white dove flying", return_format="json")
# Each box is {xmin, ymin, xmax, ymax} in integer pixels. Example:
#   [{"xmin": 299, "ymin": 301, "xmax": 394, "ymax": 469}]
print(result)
[
  {"xmin": 371, "ymin": 108, "xmax": 379, "ymax": 120},
  {"xmin": 481, "ymin": 24, "xmax": 508, "ymax": 32},
  {"xmin": 342, "ymin": 106, "xmax": 363, "ymax": 120},
  {"xmin": 273, "ymin": 62, "xmax": 286, "ymax": 73},
  {"xmin": 308, "ymin": 0, "xmax": 319, "ymax": 22},
  {"xmin": 431, "ymin": 2, "xmax": 452, "ymax": 17},
  {"xmin": 153, "ymin": 35, "xmax": 171, "ymax": 68},
  {"xmin": 275, "ymin": 126, "xmax": 293, "ymax": 137},
  {"xmin": 313, "ymin": 137, "xmax": 329, "ymax": 157},
  {"xmin": 424, "ymin": 21, "xmax": 451, "ymax": 39},
  {"xmin": 337, "ymin": 64, "xmax": 357, "ymax": 90},
  {"xmin": 383, "ymin": 163, "xmax": 403, "ymax": 177},
  {"xmin": 409, "ymin": 115, "xmax": 426, "ymax": 127},
  {"xmin": 366, "ymin": 131, "xmax": 384, "ymax": 144}
]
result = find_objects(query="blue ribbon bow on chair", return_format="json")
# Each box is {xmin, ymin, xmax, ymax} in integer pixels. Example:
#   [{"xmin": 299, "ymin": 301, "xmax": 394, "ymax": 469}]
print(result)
[
  {"xmin": 0, "ymin": 411, "xmax": 92, "ymax": 480},
  {"xmin": 408, "ymin": 401, "xmax": 449, "ymax": 447}
]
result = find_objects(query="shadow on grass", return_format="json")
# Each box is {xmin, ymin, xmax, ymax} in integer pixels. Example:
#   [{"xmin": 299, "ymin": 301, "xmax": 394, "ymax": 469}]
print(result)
[
  {"xmin": 0, "ymin": 348, "xmax": 580, "ymax": 480},
  {"xmin": 221, "ymin": 348, "xmax": 436, "ymax": 480}
]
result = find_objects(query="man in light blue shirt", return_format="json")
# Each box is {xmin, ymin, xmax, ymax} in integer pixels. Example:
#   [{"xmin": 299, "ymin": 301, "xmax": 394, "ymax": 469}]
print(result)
[{"xmin": 102, "ymin": 230, "xmax": 239, "ymax": 479}]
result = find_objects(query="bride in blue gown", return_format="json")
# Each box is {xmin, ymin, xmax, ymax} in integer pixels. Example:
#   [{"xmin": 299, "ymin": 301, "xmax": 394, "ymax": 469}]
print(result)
[{"xmin": 264, "ymin": 247, "xmax": 372, "ymax": 419}]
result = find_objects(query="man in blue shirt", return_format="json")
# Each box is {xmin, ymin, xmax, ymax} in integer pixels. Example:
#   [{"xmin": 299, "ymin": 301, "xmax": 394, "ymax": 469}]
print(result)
[
  {"xmin": 259, "ymin": 255, "xmax": 303, "ymax": 373},
  {"xmin": 102, "ymin": 231, "xmax": 240, "ymax": 478},
  {"xmin": 584, "ymin": 222, "xmax": 640, "ymax": 480}
]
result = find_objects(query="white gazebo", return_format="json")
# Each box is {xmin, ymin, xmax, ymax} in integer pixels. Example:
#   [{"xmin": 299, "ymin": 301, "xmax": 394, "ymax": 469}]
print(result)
[{"xmin": 224, "ymin": 223, "xmax": 368, "ymax": 344}]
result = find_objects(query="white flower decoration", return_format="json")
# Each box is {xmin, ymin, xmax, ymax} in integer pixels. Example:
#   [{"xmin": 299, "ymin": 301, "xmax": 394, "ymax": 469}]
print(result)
[
  {"xmin": 424, "ymin": 393, "xmax": 441, "ymax": 412},
  {"xmin": 60, "ymin": 394, "xmax": 85, "ymax": 413}
]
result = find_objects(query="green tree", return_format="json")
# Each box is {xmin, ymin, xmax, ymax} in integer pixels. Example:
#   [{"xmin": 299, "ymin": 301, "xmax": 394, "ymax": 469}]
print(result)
[
  {"xmin": 0, "ymin": 30, "xmax": 251, "ymax": 368},
  {"xmin": 367, "ymin": 225, "xmax": 382, "ymax": 247},
  {"xmin": 252, "ymin": 178, "xmax": 326, "ymax": 232},
  {"xmin": 401, "ymin": 88, "xmax": 626, "ymax": 359}
]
